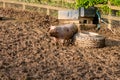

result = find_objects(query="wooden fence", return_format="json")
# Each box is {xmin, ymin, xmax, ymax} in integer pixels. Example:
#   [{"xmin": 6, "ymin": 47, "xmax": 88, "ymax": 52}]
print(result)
[
  {"xmin": 0, "ymin": 0, "xmax": 120, "ymax": 23},
  {"xmin": 95, "ymin": 1, "xmax": 120, "ymax": 28},
  {"xmin": 0, "ymin": 0, "xmax": 68, "ymax": 17},
  {"xmin": 52, "ymin": 0, "xmax": 75, "ymax": 3}
]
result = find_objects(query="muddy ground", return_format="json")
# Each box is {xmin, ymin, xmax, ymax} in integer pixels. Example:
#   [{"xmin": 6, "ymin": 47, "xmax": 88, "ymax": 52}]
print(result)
[{"xmin": 0, "ymin": 8, "xmax": 120, "ymax": 80}]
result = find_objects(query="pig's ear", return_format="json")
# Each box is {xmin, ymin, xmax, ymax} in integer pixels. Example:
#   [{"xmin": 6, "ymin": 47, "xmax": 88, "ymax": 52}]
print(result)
[{"xmin": 50, "ymin": 26, "xmax": 56, "ymax": 30}]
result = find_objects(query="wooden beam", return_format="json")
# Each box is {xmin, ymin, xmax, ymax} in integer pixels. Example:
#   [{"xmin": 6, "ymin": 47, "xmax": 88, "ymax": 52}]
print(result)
[
  {"xmin": 22, "ymin": 4, "xmax": 25, "ymax": 10},
  {"xmin": 59, "ymin": 19, "xmax": 79, "ymax": 24},
  {"xmin": 102, "ymin": 15, "xmax": 120, "ymax": 21},
  {"xmin": 3, "ymin": 2, "xmax": 5, "ymax": 8},
  {"xmin": 47, "ymin": 9, "xmax": 50, "ymax": 15},
  {"xmin": 108, "ymin": 1, "xmax": 112, "ymax": 30},
  {"xmin": 95, "ymin": 4, "xmax": 120, "ymax": 11},
  {"xmin": 108, "ymin": 5, "xmax": 120, "ymax": 11},
  {"xmin": 1, "ymin": 0, "xmax": 68, "ymax": 10}
]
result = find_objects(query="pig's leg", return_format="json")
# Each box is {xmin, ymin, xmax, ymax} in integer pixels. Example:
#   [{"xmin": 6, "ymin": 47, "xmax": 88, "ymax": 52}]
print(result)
[
  {"xmin": 60, "ymin": 39, "xmax": 65, "ymax": 46},
  {"xmin": 63, "ymin": 39, "xmax": 68, "ymax": 46},
  {"xmin": 54, "ymin": 38, "xmax": 59, "ymax": 45},
  {"xmin": 64, "ymin": 39, "xmax": 73, "ymax": 46},
  {"xmin": 69, "ymin": 39, "xmax": 74, "ymax": 45}
]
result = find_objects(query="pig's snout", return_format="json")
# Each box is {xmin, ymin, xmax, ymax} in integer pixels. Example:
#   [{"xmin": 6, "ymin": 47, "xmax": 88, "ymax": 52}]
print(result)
[{"xmin": 48, "ymin": 26, "xmax": 56, "ymax": 32}]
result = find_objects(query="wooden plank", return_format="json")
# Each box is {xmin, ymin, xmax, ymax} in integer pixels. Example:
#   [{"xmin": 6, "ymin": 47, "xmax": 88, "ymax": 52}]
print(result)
[
  {"xmin": 22, "ymin": 4, "xmax": 25, "ymax": 10},
  {"xmin": 102, "ymin": 15, "xmax": 120, "ymax": 21},
  {"xmin": 95, "ymin": 4, "xmax": 120, "ymax": 11},
  {"xmin": 64, "ymin": 0, "xmax": 75, "ymax": 3},
  {"xmin": 3, "ymin": 2, "xmax": 5, "ymax": 8},
  {"xmin": 47, "ymin": 9, "xmax": 50, "ymax": 15},
  {"xmin": 59, "ymin": 19, "xmax": 79, "ymax": 24},
  {"xmin": 52, "ymin": 0, "xmax": 75, "ymax": 3},
  {"xmin": 109, "ymin": 5, "xmax": 120, "ymax": 11},
  {"xmin": 1, "ymin": 0, "xmax": 68, "ymax": 10},
  {"xmin": 108, "ymin": 1, "xmax": 112, "ymax": 30},
  {"xmin": 80, "ymin": 24, "xmax": 96, "ymax": 27}
]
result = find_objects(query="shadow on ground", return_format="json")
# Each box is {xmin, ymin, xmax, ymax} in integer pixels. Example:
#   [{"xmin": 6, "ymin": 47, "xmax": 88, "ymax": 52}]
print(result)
[{"xmin": 0, "ymin": 17, "xmax": 15, "ymax": 21}]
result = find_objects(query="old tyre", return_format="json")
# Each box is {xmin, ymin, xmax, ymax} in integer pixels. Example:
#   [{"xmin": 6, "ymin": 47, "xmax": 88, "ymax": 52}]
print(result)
[{"xmin": 73, "ymin": 32, "xmax": 105, "ymax": 48}]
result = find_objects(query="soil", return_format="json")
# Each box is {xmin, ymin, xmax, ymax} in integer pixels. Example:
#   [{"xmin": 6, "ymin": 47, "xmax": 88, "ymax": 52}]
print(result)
[{"xmin": 0, "ymin": 8, "xmax": 120, "ymax": 80}]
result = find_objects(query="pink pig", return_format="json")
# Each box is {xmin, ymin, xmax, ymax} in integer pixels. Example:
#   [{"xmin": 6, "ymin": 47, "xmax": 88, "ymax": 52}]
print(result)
[{"xmin": 49, "ymin": 23, "xmax": 78, "ymax": 45}]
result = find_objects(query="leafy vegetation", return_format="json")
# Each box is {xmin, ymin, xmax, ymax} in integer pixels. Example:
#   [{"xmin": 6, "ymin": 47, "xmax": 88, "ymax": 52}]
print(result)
[
  {"xmin": 110, "ymin": 0, "xmax": 120, "ymax": 6},
  {"xmin": 75, "ymin": 0, "xmax": 120, "ymax": 8},
  {"xmin": 100, "ymin": 5, "xmax": 110, "ymax": 15},
  {"xmin": 75, "ymin": 0, "xmax": 120, "ymax": 16},
  {"xmin": 75, "ymin": 0, "xmax": 108, "ymax": 8},
  {"xmin": 116, "ymin": 11, "xmax": 120, "ymax": 16}
]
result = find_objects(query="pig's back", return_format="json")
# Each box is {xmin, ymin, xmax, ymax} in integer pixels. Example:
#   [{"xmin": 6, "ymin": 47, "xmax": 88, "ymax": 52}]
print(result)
[{"xmin": 57, "ymin": 24, "xmax": 78, "ymax": 39}]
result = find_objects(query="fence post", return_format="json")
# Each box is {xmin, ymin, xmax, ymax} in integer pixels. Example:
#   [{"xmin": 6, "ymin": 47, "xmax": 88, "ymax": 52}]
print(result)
[
  {"xmin": 108, "ymin": 1, "xmax": 112, "ymax": 29},
  {"xmin": 3, "ymin": 2, "xmax": 5, "ymax": 8},
  {"xmin": 47, "ymin": 8, "xmax": 50, "ymax": 15},
  {"xmin": 22, "ymin": 4, "xmax": 25, "ymax": 10}
]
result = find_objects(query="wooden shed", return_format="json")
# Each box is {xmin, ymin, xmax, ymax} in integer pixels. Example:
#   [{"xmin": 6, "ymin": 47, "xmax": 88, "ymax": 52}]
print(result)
[{"xmin": 58, "ymin": 7, "xmax": 99, "ymax": 31}]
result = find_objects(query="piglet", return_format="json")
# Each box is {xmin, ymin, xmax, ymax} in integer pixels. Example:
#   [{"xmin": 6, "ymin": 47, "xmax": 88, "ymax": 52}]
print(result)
[{"xmin": 48, "ymin": 23, "xmax": 78, "ymax": 45}]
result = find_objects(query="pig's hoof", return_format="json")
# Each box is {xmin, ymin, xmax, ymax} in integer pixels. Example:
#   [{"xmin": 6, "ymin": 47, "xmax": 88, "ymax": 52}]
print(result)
[{"xmin": 63, "ymin": 42, "xmax": 69, "ymax": 46}]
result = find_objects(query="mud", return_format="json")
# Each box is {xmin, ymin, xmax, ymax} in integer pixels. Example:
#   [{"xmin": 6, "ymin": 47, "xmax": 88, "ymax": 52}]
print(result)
[{"xmin": 0, "ymin": 8, "xmax": 120, "ymax": 80}]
